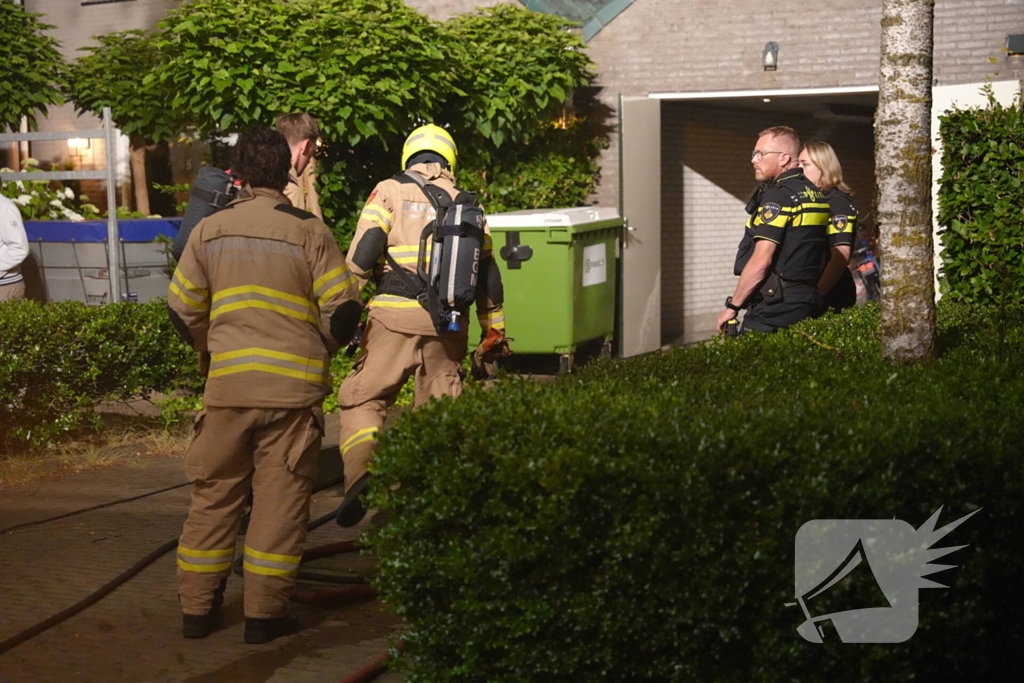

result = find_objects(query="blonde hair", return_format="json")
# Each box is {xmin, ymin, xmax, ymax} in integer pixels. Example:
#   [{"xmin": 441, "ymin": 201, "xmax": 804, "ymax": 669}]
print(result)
[{"xmin": 801, "ymin": 141, "xmax": 853, "ymax": 194}]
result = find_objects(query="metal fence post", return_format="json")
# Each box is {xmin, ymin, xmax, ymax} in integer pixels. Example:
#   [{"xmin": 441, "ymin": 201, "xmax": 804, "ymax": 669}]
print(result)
[{"xmin": 102, "ymin": 107, "xmax": 121, "ymax": 302}]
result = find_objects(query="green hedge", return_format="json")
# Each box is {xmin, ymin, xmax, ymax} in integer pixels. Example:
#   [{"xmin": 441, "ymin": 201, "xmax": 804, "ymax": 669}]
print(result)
[
  {"xmin": 0, "ymin": 299, "xmax": 418, "ymax": 450},
  {"xmin": 371, "ymin": 303, "xmax": 1023, "ymax": 682},
  {"xmin": 937, "ymin": 92, "xmax": 1024, "ymax": 303},
  {"xmin": 0, "ymin": 299, "xmax": 203, "ymax": 449}
]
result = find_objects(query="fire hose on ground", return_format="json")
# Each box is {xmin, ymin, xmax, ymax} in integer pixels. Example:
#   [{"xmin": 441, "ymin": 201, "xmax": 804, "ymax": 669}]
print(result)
[{"xmin": 0, "ymin": 455, "xmax": 399, "ymax": 681}]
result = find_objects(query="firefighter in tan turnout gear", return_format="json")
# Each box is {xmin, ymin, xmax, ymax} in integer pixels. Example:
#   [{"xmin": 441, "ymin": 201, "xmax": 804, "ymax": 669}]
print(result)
[
  {"xmin": 167, "ymin": 127, "xmax": 361, "ymax": 644},
  {"xmin": 335, "ymin": 124, "xmax": 507, "ymax": 527}
]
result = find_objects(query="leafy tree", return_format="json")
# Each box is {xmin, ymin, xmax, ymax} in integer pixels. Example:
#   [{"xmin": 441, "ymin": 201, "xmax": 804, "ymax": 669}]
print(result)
[
  {"xmin": 67, "ymin": 30, "xmax": 176, "ymax": 215},
  {"xmin": 0, "ymin": 0, "xmax": 67, "ymax": 133},
  {"xmin": 439, "ymin": 5, "xmax": 593, "ymax": 152},
  {"xmin": 440, "ymin": 6, "xmax": 602, "ymax": 215},
  {"xmin": 151, "ymin": 0, "xmax": 601, "ymax": 243},
  {"xmin": 875, "ymin": 0, "xmax": 936, "ymax": 361}
]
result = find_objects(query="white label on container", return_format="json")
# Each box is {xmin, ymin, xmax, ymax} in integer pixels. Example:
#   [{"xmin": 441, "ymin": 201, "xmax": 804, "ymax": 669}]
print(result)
[{"xmin": 582, "ymin": 243, "xmax": 607, "ymax": 287}]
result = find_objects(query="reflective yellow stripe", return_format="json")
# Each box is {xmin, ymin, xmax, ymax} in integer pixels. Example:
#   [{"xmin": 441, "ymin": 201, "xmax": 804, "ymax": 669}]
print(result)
[
  {"xmin": 479, "ymin": 312, "xmax": 506, "ymax": 330},
  {"xmin": 314, "ymin": 266, "xmax": 347, "ymax": 294},
  {"xmin": 178, "ymin": 546, "xmax": 233, "ymax": 558},
  {"xmin": 317, "ymin": 275, "xmax": 357, "ymax": 307},
  {"xmin": 211, "ymin": 299, "xmax": 316, "ymax": 323},
  {"xmin": 210, "ymin": 285, "xmax": 316, "ymax": 322},
  {"xmin": 243, "ymin": 561, "xmax": 297, "ymax": 577},
  {"xmin": 369, "ymin": 294, "xmax": 421, "ymax": 309},
  {"xmin": 172, "ymin": 268, "xmax": 208, "ymax": 296},
  {"xmin": 170, "ymin": 282, "xmax": 209, "ymax": 309},
  {"xmin": 209, "ymin": 363, "xmax": 329, "ymax": 383},
  {"xmin": 212, "ymin": 285, "xmax": 312, "ymax": 309},
  {"xmin": 244, "ymin": 545, "xmax": 301, "ymax": 564},
  {"xmin": 208, "ymin": 348, "xmax": 329, "ymax": 384},
  {"xmin": 341, "ymin": 427, "xmax": 379, "ymax": 456},
  {"xmin": 360, "ymin": 204, "xmax": 393, "ymax": 232},
  {"xmin": 178, "ymin": 558, "xmax": 232, "ymax": 573},
  {"xmin": 212, "ymin": 348, "xmax": 325, "ymax": 367}
]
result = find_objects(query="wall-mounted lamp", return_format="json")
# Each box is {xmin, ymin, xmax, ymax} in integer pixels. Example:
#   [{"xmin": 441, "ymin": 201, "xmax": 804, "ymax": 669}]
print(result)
[
  {"xmin": 763, "ymin": 42, "xmax": 779, "ymax": 71},
  {"xmin": 67, "ymin": 138, "xmax": 90, "ymax": 151}
]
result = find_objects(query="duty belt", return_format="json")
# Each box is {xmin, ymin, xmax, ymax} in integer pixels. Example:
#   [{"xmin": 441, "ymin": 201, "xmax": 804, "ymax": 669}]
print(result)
[{"xmin": 779, "ymin": 277, "xmax": 818, "ymax": 288}]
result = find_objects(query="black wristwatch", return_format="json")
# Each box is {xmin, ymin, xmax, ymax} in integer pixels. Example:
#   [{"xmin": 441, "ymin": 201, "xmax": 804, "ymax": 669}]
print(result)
[{"xmin": 725, "ymin": 296, "xmax": 743, "ymax": 312}]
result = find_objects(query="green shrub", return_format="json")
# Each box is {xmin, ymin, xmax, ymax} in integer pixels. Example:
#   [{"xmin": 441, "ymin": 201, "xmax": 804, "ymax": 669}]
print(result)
[
  {"xmin": 0, "ymin": 298, "xmax": 431, "ymax": 448},
  {"xmin": 371, "ymin": 302, "xmax": 1023, "ymax": 682},
  {"xmin": 937, "ymin": 90, "xmax": 1024, "ymax": 304},
  {"xmin": 0, "ymin": 299, "xmax": 202, "ymax": 449}
]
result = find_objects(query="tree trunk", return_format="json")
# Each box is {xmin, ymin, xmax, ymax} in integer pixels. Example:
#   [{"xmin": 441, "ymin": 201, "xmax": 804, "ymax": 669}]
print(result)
[
  {"xmin": 875, "ymin": 0, "xmax": 936, "ymax": 362},
  {"xmin": 129, "ymin": 135, "xmax": 150, "ymax": 216}
]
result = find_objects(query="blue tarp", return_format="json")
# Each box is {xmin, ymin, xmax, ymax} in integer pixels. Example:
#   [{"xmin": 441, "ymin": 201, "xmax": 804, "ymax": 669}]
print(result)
[{"xmin": 24, "ymin": 218, "xmax": 181, "ymax": 243}]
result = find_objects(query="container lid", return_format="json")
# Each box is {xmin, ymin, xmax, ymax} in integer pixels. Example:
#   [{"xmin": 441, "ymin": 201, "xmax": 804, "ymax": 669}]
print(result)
[
  {"xmin": 486, "ymin": 207, "xmax": 621, "ymax": 229},
  {"xmin": 24, "ymin": 217, "xmax": 182, "ymax": 243}
]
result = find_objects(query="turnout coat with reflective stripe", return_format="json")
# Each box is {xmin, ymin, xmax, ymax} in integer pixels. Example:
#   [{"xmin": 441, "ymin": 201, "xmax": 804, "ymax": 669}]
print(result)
[
  {"xmin": 169, "ymin": 187, "xmax": 359, "ymax": 409},
  {"xmin": 346, "ymin": 162, "xmax": 505, "ymax": 337}
]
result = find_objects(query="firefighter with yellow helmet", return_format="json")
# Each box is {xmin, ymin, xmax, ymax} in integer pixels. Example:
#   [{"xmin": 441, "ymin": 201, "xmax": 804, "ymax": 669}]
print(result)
[{"xmin": 335, "ymin": 124, "xmax": 508, "ymax": 526}]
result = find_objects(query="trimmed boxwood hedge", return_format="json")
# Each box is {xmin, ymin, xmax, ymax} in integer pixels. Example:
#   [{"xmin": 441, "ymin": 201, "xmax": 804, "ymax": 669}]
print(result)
[
  {"xmin": 371, "ymin": 303, "xmax": 1023, "ymax": 682},
  {"xmin": 0, "ymin": 299, "xmax": 203, "ymax": 449}
]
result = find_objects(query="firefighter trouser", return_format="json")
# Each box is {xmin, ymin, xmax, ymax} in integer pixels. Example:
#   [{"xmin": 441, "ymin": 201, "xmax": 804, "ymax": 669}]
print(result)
[
  {"xmin": 176, "ymin": 405, "xmax": 324, "ymax": 618},
  {"xmin": 337, "ymin": 319, "xmax": 466, "ymax": 494}
]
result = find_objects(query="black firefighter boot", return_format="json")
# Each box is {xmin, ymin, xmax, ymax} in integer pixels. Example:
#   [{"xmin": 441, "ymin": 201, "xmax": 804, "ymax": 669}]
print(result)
[
  {"xmin": 182, "ymin": 578, "xmax": 227, "ymax": 639},
  {"xmin": 244, "ymin": 615, "xmax": 300, "ymax": 645},
  {"xmin": 335, "ymin": 473, "xmax": 371, "ymax": 527}
]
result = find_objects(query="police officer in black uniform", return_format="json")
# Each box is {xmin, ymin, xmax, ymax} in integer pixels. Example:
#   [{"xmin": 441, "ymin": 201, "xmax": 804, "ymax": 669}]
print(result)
[
  {"xmin": 798, "ymin": 141, "xmax": 858, "ymax": 313},
  {"xmin": 717, "ymin": 126, "xmax": 831, "ymax": 333}
]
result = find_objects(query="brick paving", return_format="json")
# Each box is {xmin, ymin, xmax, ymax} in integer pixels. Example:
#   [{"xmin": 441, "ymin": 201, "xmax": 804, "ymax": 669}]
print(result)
[{"xmin": 0, "ymin": 419, "xmax": 404, "ymax": 683}]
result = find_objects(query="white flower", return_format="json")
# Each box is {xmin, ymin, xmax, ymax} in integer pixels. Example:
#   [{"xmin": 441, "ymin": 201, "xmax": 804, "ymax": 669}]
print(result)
[
  {"xmin": 62, "ymin": 209, "xmax": 84, "ymax": 221},
  {"xmin": 13, "ymin": 195, "xmax": 32, "ymax": 206},
  {"xmin": 15, "ymin": 181, "xmax": 24, "ymax": 191},
  {"xmin": 23, "ymin": 158, "xmax": 39, "ymax": 166},
  {"xmin": 50, "ymin": 199, "xmax": 64, "ymax": 208},
  {"xmin": 62, "ymin": 187, "xmax": 74, "ymax": 200}
]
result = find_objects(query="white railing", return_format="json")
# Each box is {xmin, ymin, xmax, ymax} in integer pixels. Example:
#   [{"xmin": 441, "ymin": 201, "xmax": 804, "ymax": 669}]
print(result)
[{"xmin": 1, "ymin": 107, "xmax": 122, "ymax": 301}]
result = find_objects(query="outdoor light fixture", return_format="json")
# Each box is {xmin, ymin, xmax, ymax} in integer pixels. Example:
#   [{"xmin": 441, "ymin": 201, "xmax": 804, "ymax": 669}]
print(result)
[
  {"xmin": 763, "ymin": 42, "xmax": 779, "ymax": 71},
  {"xmin": 67, "ymin": 138, "xmax": 90, "ymax": 150}
]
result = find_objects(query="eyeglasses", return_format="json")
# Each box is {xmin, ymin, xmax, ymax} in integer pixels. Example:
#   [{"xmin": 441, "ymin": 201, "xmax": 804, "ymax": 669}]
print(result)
[{"xmin": 751, "ymin": 150, "xmax": 785, "ymax": 161}]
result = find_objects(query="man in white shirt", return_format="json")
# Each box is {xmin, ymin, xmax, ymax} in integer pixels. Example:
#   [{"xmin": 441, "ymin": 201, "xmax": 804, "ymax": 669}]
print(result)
[{"xmin": 0, "ymin": 193, "xmax": 30, "ymax": 302}]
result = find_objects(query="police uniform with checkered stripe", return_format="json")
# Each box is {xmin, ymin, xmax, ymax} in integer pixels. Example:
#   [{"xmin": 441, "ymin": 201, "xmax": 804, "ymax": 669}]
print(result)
[
  {"xmin": 168, "ymin": 185, "xmax": 361, "ymax": 620},
  {"xmin": 734, "ymin": 167, "xmax": 831, "ymax": 332},
  {"xmin": 821, "ymin": 187, "xmax": 859, "ymax": 311}
]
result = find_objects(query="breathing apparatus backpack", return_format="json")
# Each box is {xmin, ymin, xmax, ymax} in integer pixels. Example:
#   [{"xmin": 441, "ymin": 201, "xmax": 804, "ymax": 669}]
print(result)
[
  {"xmin": 170, "ymin": 166, "xmax": 239, "ymax": 261},
  {"xmin": 382, "ymin": 171, "xmax": 485, "ymax": 335}
]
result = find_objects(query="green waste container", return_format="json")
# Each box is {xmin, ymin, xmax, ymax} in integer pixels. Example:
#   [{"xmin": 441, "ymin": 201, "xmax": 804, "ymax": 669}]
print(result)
[{"xmin": 469, "ymin": 207, "xmax": 623, "ymax": 371}]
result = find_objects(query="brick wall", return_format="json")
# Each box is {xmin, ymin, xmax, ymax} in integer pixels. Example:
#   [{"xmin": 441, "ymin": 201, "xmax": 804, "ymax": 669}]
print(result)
[
  {"xmin": 935, "ymin": 0, "xmax": 1024, "ymax": 85},
  {"xmin": 588, "ymin": 0, "xmax": 1024, "ymax": 208},
  {"xmin": 661, "ymin": 104, "xmax": 875, "ymax": 344},
  {"xmin": 20, "ymin": 1, "xmax": 179, "ymax": 210},
  {"xmin": 403, "ymin": 0, "xmax": 521, "ymax": 19}
]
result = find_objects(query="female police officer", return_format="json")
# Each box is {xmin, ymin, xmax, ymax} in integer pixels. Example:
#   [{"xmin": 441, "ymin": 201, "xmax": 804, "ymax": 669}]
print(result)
[{"xmin": 797, "ymin": 141, "xmax": 859, "ymax": 312}]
